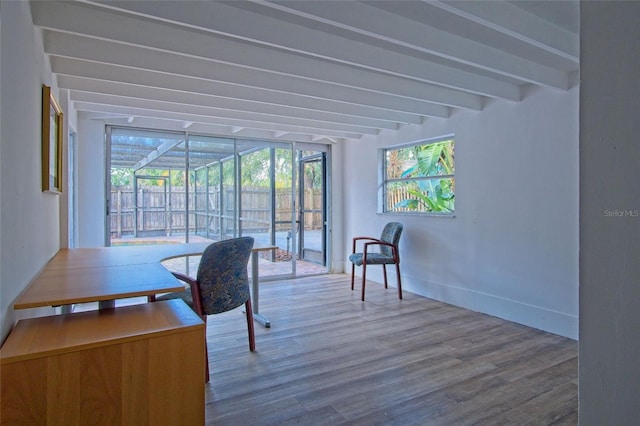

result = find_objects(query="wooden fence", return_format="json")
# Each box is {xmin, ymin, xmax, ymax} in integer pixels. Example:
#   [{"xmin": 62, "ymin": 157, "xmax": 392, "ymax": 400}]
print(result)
[{"xmin": 110, "ymin": 186, "xmax": 322, "ymax": 238}]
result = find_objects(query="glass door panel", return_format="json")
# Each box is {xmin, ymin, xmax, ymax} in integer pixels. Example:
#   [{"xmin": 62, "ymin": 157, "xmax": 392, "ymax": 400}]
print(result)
[
  {"xmin": 108, "ymin": 128, "xmax": 186, "ymax": 246},
  {"xmin": 187, "ymin": 134, "xmax": 235, "ymax": 243},
  {"xmin": 271, "ymin": 147, "xmax": 295, "ymax": 278},
  {"xmin": 220, "ymin": 157, "xmax": 236, "ymax": 239},
  {"xmin": 239, "ymin": 145, "xmax": 271, "ymax": 242},
  {"xmin": 237, "ymin": 141, "xmax": 294, "ymax": 279},
  {"xmin": 206, "ymin": 161, "xmax": 222, "ymax": 241},
  {"xmin": 133, "ymin": 175, "xmax": 168, "ymax": 238},
  {"xmin": 297, "ymin": 151, "xmax": 328, "ymax": 274},
  {"xmin": 107, "ymin": 126, "xmax": 329, "ymax": 277}
]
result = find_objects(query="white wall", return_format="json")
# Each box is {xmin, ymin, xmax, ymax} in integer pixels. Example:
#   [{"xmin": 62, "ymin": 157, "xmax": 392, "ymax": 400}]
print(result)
[
  {"xmin": 0, "ymin": 1, "xmax": 60, "ymax": 340},
  {"xmin": 344, "ymin": 85, "xmax": 579, "ymax": 338},
  {"xmin": 57, "ymin": 89, "xmax": 78, "ymax": 249},
  {"xmin": 76, "ymin": 116, "xmax": 106, "ymax": 247},
  {"xmin": 579, "ymin": 3, "xmax": 640, "ymax": 424},
  {"xmin": 329, "ymin": 141, "xmax": 344, "ymax": 273}
]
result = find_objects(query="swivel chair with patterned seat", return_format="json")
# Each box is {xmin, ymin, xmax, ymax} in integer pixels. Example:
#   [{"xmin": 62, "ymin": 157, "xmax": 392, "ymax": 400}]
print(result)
[
  {"xmin": 348, "ymin": 222, "xmax": 403, "ymax": 301},
  {"xmin": 155, "ymin": 236, "xmax": 255, "ymax": 382}
]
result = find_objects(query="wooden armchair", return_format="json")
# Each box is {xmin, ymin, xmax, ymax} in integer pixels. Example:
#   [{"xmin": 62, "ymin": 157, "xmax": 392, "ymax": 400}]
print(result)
[
  {"xmin": 154, "ymin": 237, "xmax": 256, "ymax": 382},
  {"xmin": 348, "ymin": 222, "xmax": 403, "ymax": 301}
]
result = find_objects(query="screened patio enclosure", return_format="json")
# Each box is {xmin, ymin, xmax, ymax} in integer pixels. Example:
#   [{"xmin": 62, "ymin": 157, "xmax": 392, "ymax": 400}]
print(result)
[{"xmin": 107, "ymin": 126, "xmax": 329, "ymax": 279}]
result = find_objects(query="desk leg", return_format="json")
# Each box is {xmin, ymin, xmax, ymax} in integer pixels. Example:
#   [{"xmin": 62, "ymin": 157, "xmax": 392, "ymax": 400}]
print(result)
[
  {"xmin": 251, "ymin": 251, "xmax": 271, "ymax": 328},
  {"xmin": 98, "ymin": 300, "xmax": 115, "ymax": 310}
]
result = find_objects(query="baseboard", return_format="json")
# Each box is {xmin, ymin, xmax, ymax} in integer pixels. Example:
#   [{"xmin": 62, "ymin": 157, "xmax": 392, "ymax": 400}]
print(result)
[{"xmin": 357, "ymin": 269, "xmax": 578, "ymax": 339}]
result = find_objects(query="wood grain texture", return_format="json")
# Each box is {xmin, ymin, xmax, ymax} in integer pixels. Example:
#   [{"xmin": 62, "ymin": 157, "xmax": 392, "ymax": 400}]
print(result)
[
  {"xmin": 13, "ymin": 243, "xmax": 210, "ymax": 309},
  {"xmin": 0, "ymin": 300, "xmax": 205, "ymax": 425},
  {"xmin": 203, "ymin": 274, "xmax": 578, "ymax": 425},
  {"xmin": 1, "ymin": 299, "xmax": 203, "ymax": 362}
]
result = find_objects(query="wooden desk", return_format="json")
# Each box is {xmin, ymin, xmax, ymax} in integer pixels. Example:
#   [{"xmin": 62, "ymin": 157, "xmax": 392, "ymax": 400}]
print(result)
[
  {"xmin": 13, "ymin": 243, "xmax": 210, "ymax": 310},
  {"xmin": 0, "ymin": 299, "xmax": 205, "ymax": 424}
]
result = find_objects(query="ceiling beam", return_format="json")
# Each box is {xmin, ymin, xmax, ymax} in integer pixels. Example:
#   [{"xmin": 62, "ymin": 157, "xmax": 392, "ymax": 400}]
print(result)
[
  {"xmin": 300, "ymin": 0, "xmax": 571, "ymax": 89},
  {"xmin": 429, "ymin": 1, "xmax": 579, "ymax": 62},
  {"xmin": 70, "ymin": 91, "xmax": 382, "ymax": 135},
  {"xmin": 133, "ymin": 139, "xmax": 184, "ymax": 171},
  {"xmin": 77, "ymin": 0, "xmax": 521, "ymax": 100},
  {"xmin": 51, "ymin": 57, "xmax": 429, "ymax": 123},
  {"xmin": 44, "ymin": 33, "xmax": 453, "ymax": 117},
  {"xmin": 72, "ymin": 102, "xmax": 367, "ymax": 140},
  {"xmin": 33, "ymin": 1, "xmax": 482, "ymax": 109},
  {"xmin": 60, "ymin": 76, "xmax": 401, "ymax": 131}
]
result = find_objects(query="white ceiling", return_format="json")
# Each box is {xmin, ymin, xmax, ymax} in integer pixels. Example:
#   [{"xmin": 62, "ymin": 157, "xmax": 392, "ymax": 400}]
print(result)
[{"xmin": 31, "ymin": 0, "xmax": 579, "ymax": 144}]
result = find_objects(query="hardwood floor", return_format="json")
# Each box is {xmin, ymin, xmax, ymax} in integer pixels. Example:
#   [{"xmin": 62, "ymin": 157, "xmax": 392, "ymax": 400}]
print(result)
[{"xmin": 204, "ymin": 274, "xmax": 578, "ymax": 425}]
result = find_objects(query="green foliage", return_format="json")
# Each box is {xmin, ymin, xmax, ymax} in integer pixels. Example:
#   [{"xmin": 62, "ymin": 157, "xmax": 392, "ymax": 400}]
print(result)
[
  {"xmin": 400, "ymin": 140, "xmax": 454, "ymax": 178},
  {"xmin": 239, "ymin": 148, "xmax": 295, "ymax": 188},
  {"xmin": 111, "ymin": 147, "xmax": 310, "ymax": 192},
  {"xmin": 241, "ymin": 150, "xmax": 269, "ymax": 185},
  {"xmin": 392, "ymin": 139, "xmax": 455, "ymax": 213},
  {"xmin": 111, "ymin": 168, "xmax": 131, "ymax": 186},
  {"xmin": 274, "ymin": 149, "xmax": 293, "ymax": 188},
  {"xmin": 302, "ymin": 160, "xmax": 322, "ymax": 189},
  {"xmin": 394, "ymin": 179, "xmax": 454, "ymax": 213}
]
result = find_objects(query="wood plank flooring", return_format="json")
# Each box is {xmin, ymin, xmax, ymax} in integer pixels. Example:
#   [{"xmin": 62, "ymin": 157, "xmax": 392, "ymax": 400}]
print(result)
[{"xmin": 203, "ymin": 274, "xmax": 578, "ymax": 425}]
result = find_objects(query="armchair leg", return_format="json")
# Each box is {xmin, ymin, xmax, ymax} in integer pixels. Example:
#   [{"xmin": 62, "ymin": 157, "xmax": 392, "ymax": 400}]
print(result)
[
  {"xmin": 361, "ymin": 263, "xmax": 367, "ymax": 301},
  {"xmin": 203, "ymin": 316, "xmax": 210, "ymax": 383},
  {"xmin": 382, "ymin": 264, "xmax": 388, "ymax": 289},
  {"xmin": 351, "ymin": 263, "xmax": 356, "ymax": 291},
  {"xmin": 396, "ymin": 263, "xmax": 403, "ymax": 300},
  {"xmin": 205, "ymin": 341, "xmax": 210, "ymax": 383},
  {"xmin": 245, "ymin": 300, "xmax": 256, "ymax": 352}
]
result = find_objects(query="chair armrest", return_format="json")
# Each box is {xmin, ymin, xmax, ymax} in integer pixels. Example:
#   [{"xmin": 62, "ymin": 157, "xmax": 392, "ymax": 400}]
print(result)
[
  {"xmin": 352, "ymin": 236, "xmax": 382, "ymax": 253},
  {"xmin": 172, "ymin": 271, "xmax": 196, "ymax": 286},
  {"xmin": 171, "ymin": 272, "xmax": 205, "ymax": 317},
  {"xmin": 363, "ymin": 241, "xmax": 400, "ymax": 262}
]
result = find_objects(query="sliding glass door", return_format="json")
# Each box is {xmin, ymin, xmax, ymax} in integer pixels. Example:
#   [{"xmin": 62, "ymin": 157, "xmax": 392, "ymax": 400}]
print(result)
[
  {"xmin": 107, "ymin": 128, "xmax": 187, "ymax": 245},
  {"xmin": 106, "ymin": 126, "xmax": 330, "ymax": 277},
  {"xmin": 298, "ymin": 151, "xmax": 326, "ymax": 266}
]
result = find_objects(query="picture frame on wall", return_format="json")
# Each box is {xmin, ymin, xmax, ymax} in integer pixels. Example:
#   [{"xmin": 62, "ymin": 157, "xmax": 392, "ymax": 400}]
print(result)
[{"xmin": 42, "ymin": 84, "xmax": 63, "ymax": 194}]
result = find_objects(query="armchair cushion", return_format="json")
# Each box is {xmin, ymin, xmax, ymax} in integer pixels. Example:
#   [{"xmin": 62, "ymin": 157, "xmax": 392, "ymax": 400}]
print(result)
[
  {"xmin": 348, "ymin": 252, "xmax": 396, "ymax": 266},
  {"xmin": 196, "ymin": 239, "xmax": 252, "ymax": 315},
  {"xmin": 349, "ymin": 222, "xmax": 403, "ymax": 301}
]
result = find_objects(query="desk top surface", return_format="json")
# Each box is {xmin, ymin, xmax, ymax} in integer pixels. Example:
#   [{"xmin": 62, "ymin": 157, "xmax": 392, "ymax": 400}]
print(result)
[
  {"xmin": 13, "ymin": 243, "xmax": 210, "ymax": 310},
  {"xmin": 1, "ymin": 299, "xmax": 204, "ymax": 363}
]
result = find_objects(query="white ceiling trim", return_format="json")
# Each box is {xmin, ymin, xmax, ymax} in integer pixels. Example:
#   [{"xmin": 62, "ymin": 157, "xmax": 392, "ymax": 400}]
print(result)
[
  {"xmin": 78, "ymin": 0, "xmax": 521, "ymax": 100},
  {"xmin": 429, "ymin": 1, "xmax": 579, "ymax": 61},
  {"xmin": 256, "ymin": 0, "xmax": 570, "ymax": 89},
  {"xmin": 29, "ymin": 0, "xmax": 579, "ymax": 142},
  {"xmin": 61, "ymin": 76, "xmax": 401, "ymax": 131},
  {"xmin": 74, "ymin": 102, "xmax": 367, "ymax": 140},
  {"xmin": 44, "ymin": 32, "xmax": 453, "ymax": 118},
  {"xmin": 71, "ymin": 92, "xmax": 381, "ymax": 136},
  {"xmin": 51, "ymin": 58, "xmax": 428, "ymax": 124},
  {"xmin": 34, "ymin": 2, "xmax": 482, "ymax": 110}
]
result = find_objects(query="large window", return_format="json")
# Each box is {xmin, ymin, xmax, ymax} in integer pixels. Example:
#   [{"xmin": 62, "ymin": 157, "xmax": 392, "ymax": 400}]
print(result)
[
  {"xmin": 380, "ymin": 136, "xmax": 455, "ymax": 215},
  {"xmin": 106, "ymin": 126, "xmax": 330, "ymax": 278}
]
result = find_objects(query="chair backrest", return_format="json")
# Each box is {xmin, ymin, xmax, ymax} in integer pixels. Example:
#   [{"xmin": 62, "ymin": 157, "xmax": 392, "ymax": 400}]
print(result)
[
  {"xmin": 379, "ymin": 222, "xmax": 403, "ymax": 258},
  {"xmin": 196, "ymin": 236, "xmax": 255, "ymax": 315}
]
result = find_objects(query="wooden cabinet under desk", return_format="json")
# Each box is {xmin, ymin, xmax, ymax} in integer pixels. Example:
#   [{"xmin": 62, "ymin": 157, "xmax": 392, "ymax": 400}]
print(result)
[{"xmin": 0, "ymin": 299, "xmax": 205, "ymax": 425}]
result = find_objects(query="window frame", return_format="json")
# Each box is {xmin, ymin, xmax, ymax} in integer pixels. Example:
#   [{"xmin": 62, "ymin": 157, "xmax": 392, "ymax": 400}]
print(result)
[{"xmin": 378, "ymin": 135, "xmax": 455, "ymax": 217}]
